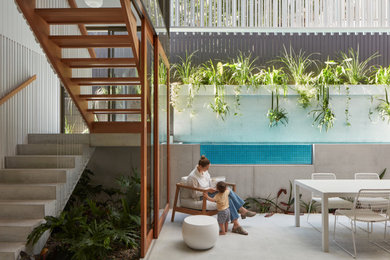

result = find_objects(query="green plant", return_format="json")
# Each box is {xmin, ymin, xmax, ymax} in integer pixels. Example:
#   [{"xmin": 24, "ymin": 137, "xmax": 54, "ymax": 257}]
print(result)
[
  {"xmin": 244, "ymin": 196, "xmax": 273, "ymax": 213},
  {"xmin": 64, "ymin": 117, "xmax": 75, "ymax": 134},
  {"xmin": 345, "ymin": 86, "xmax": 351, "ymax": 126},
  {"xmin": 374, "ymin": 66, "xmax": 390, "ymax": 85},
  {"xmin": 339, "ymin": 47, "xmax": 379, "ymax": 84},
  {"xmin": 277, "ymin": 45, "xmax": 317, "ymax": 85},
  {"xmin": 158, "ymin": 61, "xmax": 167, "ymax": 86},
  {"xmin": 376, "ymin": 88, "xmax": 390, "ymax": 123},
  {"xmin": 28, "ymin": 169, "xmax": 141, "ymax": 260},
  {"xmin": 267, "ymin": 91, "xmax": 288, "ymax": 127},
  {"xmin": 295, "ymin": 84, "xmax": 317, "ymax": 109},
  {"xmin": 310, "ymin": 85, "xmax": 335, "ymax": 132},
  {"xmin": 228, "ymin": 52, "xmax": 258, "ymax": 85},
  {"xmin": 316, "ymin": 60, "xmax": 345, "ymax": 85},
  {"xmin": 300, "ymin": 200, "xmax": 319, "ymax": 213},
  {"xmin": 227, "ymin": 53, "xmax": 258, "ymax": 115},
  {"xmin": 203, "ymin": 60, "xmax": 230, "ymax": 120},
  {"xmin": 380, "ymin": 168, "xmax": 387, "ymax": 179},
  {"xmin": 263, "ymin": 67, "xmax": 288, "ymax": 93},
  {"xmin": 169, "ymin": 83, "xmax": 184, "ymax": 112},
  {"xmin": 172, "ymin": 51, "xmax": 199, "ymax": 85}
]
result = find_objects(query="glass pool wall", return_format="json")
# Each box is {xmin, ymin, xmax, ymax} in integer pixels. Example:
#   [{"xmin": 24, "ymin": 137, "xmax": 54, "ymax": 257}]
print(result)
[{"xmin": 173, "ymin": 85, "xmax": 390, "ymax": 143}]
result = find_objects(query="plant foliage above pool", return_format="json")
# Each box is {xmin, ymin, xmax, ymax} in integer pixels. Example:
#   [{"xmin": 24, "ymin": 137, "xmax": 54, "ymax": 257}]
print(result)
[{"xmin": 170, "ymin": 47, "xmax": 390, "ymax": 131}]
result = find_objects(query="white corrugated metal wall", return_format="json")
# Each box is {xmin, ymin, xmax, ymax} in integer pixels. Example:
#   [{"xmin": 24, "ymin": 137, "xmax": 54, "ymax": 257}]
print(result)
[{"xmin": 0, "ymin": 0, "xmax": 90, "ymax": 168}]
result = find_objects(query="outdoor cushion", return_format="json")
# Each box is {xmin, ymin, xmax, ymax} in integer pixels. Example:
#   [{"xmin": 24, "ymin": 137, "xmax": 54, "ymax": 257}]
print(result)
[
  {"xmin": 178, "ymin": 176, "xmax": 226, "ymax": 211},
  {"xmin": 180, "ymin": 198, "xmax": 218, "ymax": 210}
]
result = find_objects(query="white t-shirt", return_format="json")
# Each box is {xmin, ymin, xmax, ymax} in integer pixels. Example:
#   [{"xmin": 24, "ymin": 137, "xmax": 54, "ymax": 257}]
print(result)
[{"xmin": 187, "ymin": 166, "xmax": 212, "ymax": 199}]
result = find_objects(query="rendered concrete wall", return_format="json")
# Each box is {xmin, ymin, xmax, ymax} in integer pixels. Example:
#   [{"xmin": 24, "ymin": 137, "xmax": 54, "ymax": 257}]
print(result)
[
  {"xmin": 87, "ymin": 147, "xmax": 141, "ymax": 188},
  {"xmin": 169, "ymin": 143, "xmax": 390, "ymax": 208}
]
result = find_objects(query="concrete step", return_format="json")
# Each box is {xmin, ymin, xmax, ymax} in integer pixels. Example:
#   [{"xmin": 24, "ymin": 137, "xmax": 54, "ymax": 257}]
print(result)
[
  {"xmin": 0, "ymin": 219, "xmax": 43, "ymax": 242},
  {"xmin": 28, "ymin": 134, "xmax": 90, "ymax": 145},
  {"xmin": 0, "ymin": 184, "xmax": 59, "ymax": 200},
  {"xmin": 0, "ymin": 200, "xmax": 55, "ymax": 219},
  {"xmin": 17, "ymin": 144, "xmax": 84, "ymax": 155},
  {"xmin": 5, "ymin": 156, "xmax": 76, "ymax": 169},
  {"xmin": 0, "ymin": 169, "xmax": 68, "ymax": 184},
  {"xmin": 0, "ymin": 242, "xmax": 25, "ymax": 260}
]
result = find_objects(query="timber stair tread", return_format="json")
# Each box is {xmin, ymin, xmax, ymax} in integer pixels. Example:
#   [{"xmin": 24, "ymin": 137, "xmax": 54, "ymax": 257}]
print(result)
[
  {"xmin": 87, "ymin": 109, "xmax": 141, "ymax": 114},
  {"xmin": 35, "ymin": 8, "xmax": 125, "ymax": 24},
  {"xmin": 92, "ymin": 122, "xmax": 142, "ymax": 133},
  {"xmin": 80, "ymin": 94, "xmax": 141, "ymax": 101},
  {"xmin": 71, "ymin": 77, "xmax": 140, "ymax": 85},
  {"xmin": 49, "ymin": 35, "xmax": 131, "ymax": 48},
  {"xmin": 62, "ymin": 58, "xmax": 137, "ymax": 68}
]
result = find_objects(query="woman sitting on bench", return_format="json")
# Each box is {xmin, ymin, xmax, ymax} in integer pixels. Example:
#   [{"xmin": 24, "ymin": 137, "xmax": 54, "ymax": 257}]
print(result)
[{"xmin": 187, "ymin": 155, "xmax": 256, "ymax": 235}]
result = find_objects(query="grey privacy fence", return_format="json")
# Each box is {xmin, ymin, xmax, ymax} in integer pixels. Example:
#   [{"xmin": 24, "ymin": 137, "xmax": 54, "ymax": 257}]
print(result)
[
  {"xmin": 170, "ymin": 32, "xmax": 390, "ymax": 67},
  {"xmin": 171, "ymin": 0, "xmax": 390, "ymax": 29}
]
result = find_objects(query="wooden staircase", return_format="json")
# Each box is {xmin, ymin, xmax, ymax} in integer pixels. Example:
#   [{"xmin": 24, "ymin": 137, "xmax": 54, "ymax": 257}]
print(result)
[{"xmin": 15, "ymin": 0, "xmax": 142, "ymax": 133}]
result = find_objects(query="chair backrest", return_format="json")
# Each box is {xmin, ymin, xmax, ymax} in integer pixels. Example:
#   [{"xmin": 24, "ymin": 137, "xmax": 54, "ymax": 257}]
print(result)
[
  {"xmin": 312, "ymin": 173, "xmax": 336, "ymax": 180},
  {"xmin": 354, "ymin": 173, "xmax": 380, "ymax": 180},
  {"xmin": 311, "ymin": 173, "xmax": 336, "ymax": 198},
  {"xmin": 353, "ymin": 189, "xmax": 390, "ymax": 215}
]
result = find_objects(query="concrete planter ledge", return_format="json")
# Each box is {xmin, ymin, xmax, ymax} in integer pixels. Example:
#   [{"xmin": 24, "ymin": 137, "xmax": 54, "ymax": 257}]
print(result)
[{"xmin": 174, "ymin": 84, "xmax": 388, "ymax": 96}]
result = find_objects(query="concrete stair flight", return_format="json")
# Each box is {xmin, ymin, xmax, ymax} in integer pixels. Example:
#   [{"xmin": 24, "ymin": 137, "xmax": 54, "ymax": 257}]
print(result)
[{"xmin": 0, "ymin": 134, "xmax": 94, "ymax": 260}]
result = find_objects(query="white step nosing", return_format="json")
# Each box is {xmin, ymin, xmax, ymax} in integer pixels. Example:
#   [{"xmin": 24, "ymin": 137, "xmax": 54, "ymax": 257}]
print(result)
[{"xmin": 0, "ymin": 219, "xmax": 44, "ymax": 227}]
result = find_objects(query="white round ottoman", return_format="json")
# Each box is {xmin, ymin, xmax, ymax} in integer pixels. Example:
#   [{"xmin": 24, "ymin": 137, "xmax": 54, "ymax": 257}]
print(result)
[{"xmin": 182, "ymin": 215, "xmax": 219, "ymax": 250}]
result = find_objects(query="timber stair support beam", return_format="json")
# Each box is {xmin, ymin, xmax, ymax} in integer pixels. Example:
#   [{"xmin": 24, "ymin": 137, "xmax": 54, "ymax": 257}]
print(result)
[
  {"xmin": 62, "ymin": 58, "xmax": 137, "ymax": 68},
  {"xmin": 49, "ymin": 35, "xmax": 132, "ymax": 48},
  {"xmin": 71, "ymin": 77, "xmax": 140, "ymax": 85},
  {"xmin": 87, "ymin": 109, "xmax": 141, "ymax": 114},
  {"xmin": 120, "ymin": 0, "xmax": 140, "ymax": 67},
  {"xmin": 79, "ymin": 94, "xmax": 141, "ymax": 101},
  {"xmin": 35, "ymin": 8, "xmax": 126, "ymax": 24},
  {"xmin": 14, "ymin": 0, "xmax": 94, "ymax": 129}
]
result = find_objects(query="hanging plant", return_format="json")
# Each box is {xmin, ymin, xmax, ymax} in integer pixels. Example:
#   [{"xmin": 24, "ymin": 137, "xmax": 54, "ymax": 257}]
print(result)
[
  {"xmin": 171, "ymin": 51, "xmax": 202, "ymax": 112},
  {"xmin": 202, "ymin": 60, "xmax": 230, "ymax": 120},
  {"xmin": 345, "ymin": 86, "xmax": 351, "ymax": 126},
  {"xmin": 267, "ymin": 91, "xmax": 288, "ymax": 127},
  {"xmin": 263, "ymin": 68, "xmax": 289, "ymax": 127},
  {"xmin": 170, "ymin": 83, "xmax": 184, "ymax": 112},
  {"xmin": 376, "ymin": 88, "xmax": 390, "ymax": 123},
  {"xmin": 295, "ymin": 84, "xmax": 317, "ymax": 109},
  {"xmin": 310, "ymin": 85, "xmax": 335, "ymax": 132}
]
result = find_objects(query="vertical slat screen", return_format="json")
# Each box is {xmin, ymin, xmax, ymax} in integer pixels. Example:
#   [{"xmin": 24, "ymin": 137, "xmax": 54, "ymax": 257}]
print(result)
[
  {"xmin": 0, "ymin": 0, "xmax": 91, "ymax": 167},
  {"xmin": 170, "ymin": 0, "xmax": 389, "ymax": 29}
]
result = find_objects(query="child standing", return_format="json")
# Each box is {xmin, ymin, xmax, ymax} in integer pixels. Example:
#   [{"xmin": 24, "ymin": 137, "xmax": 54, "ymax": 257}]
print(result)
[{"xmin": 204, "ymin": 181, "xmax": 230, "ymax": 235}]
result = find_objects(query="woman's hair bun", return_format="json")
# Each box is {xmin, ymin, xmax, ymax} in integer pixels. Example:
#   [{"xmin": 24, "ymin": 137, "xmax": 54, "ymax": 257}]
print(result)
[{"xmin": 198, "ymin": 155, "xmax": 210, "ymax": 167}]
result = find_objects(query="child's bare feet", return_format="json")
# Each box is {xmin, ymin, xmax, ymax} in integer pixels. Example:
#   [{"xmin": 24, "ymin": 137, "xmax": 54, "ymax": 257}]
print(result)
[{"xmin": 219, "ymin": 231, "xmax": 226, "ymax": 235}]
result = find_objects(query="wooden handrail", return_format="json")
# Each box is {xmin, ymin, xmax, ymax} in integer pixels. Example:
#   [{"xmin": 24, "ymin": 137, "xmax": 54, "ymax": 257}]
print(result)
[{"xmin": 0, "ymin": 75, "xmax": 37, "ymax": 106}]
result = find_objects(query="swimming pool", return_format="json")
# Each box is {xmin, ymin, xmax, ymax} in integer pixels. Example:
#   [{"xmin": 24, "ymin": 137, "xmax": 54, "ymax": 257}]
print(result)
[{"xmin": 199, "ymin": 144, "xmax": 313, "ymax": 164}]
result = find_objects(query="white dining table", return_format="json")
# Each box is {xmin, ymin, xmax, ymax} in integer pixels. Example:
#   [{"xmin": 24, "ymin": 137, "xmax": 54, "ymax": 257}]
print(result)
[{"xmin": 294, "ymin": 179, "xmax": 390, "ymax": 252}]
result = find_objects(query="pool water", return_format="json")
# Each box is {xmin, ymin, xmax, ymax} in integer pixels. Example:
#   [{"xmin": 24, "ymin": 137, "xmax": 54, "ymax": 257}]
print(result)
[{"xmin": 200, "ymin": 144, "xmax": 313, "ymax": 165}]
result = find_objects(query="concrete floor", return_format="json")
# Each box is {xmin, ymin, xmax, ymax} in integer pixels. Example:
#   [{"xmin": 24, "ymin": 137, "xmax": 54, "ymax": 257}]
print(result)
[{"xmin": 145, "ymin": 211, "xmax": 390, "ymax": 260}]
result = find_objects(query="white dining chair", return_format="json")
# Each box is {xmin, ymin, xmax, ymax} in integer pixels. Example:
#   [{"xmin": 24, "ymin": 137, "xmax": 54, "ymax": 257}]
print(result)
[
  {"xmin": 334, "ymin": 189, "xmax": 390, "ymax": 258},
  {"xmin": 354, "ymin": 172, "xmax": 388, "ymax": 232},
  {"xmin": 307, "ymin": 173, "xmax": 353, "ymax": 228}
]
